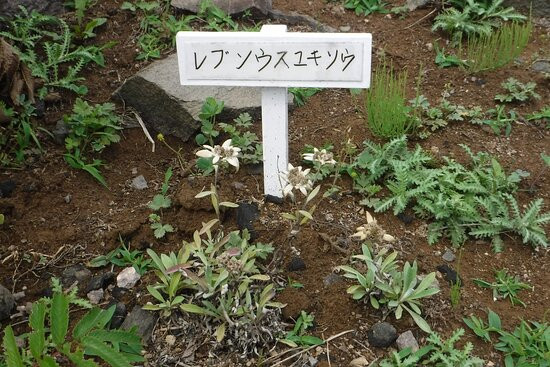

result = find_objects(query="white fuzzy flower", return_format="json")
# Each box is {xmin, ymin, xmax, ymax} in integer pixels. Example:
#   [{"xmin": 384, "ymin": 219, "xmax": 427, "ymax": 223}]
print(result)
[
  {"xmin": 220, "ymin": 283, "xmax": 228, "ymax": 296},
  {"xmin": 196, "ymin": 139, "xmax": 241, "ymax": 171},
  {"xmin": 279, "ymin": 163, "xmax": 312, "ymax": 199},
  {"xmin": 303, "ymin": 148, "xmax": 336, "ymax": 165},
  {"xmin": 352, "ymin": 211, "xmax": 395, "ymax": 242}
]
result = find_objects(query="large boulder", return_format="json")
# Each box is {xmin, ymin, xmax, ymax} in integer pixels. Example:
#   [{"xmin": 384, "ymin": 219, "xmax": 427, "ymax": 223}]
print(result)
[
  {"xmin": 171, "ymin": 0, "xmax": 272, "ymax": 16},
  {"xmin": 0, "ymin": 0, "xmax": 65, "ymax": 18},
  {"xmin": 115, "ymin": 53, "xmax": 291, "ymax": 141}
]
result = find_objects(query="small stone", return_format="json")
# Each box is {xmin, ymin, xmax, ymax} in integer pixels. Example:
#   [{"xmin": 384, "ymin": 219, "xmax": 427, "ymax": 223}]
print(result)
[
  {"xmin": 52, "ymin": 120, "xmax": 70, "ymax": 145},
  {"xmin": 532, "ymin": 60, "xmax": 550, "ymax": 74},
  {"xmin": 323, "ymin": 273, "xmax": 343, "ymax": 286},
  {"xmin": 436, "ymin": 264, "xmax": 462, "ymax": 286},
  {"xmin": 367, "ymin": 322, "xmax": 397, "ymax": 347},
  {"xmin": 236, "ymin": 201, "xmax": 260, "ymax": 240},
  {"xmin": 339, "ymin": 25, "xmax": 351, "ymax": 32},
  {"xmin": 397, "ymin": 212, "xmax": 414, "ymax": 225},
  {"xmin": 308, "ymin": 356, "xmax": 318, "ymax": 366},
  {"xmin": 117, "ymin": 267, "xmax": 141, "ymax": 289},
  {"xmin": 61, "ymin": 264, "xmax": 92, "ymax": 288},
  {"xmin": 0, "ymin": 180, "xmax": 16, "ymax": 198},
  {"xmin": 109, "ymin": 302, "xmax": 127, "ymax": 329},
  {"xmin": 64, "ymin": 194, "xmax": 71, "ymax": 204},
  {"xmin": 406, "ymin": 0, "xmax": 430, "ymax": 11},
  {"xmin": 131, "ymin": 175, "xmax": 148, "ymax": 190},
  {"xmin": 165, "ymin": 334, "xmax": 176, "ymax": 346},
  {"xmin": 426, "ymin": 42, "xmax": 433, "ymax": 51},
  {"xmin": 86, "ymin": 272, "xmax": 115, "ymax": 293},
  {"xmin": 396, "ymin": 330, "xmax": 419, "ymax": 352},
  {"xmin": 442, "ymin": 249, "xmax": 456, "ymax": 262},
  {"xmin": 349, "ymin": 356, "xmax": 369, "ymax": 367},
  {"xmin": 87, "ymin": 289, "xmax": 104, "ymax": 304},
  {"xmin": 111, "ymin": 286, "xmax": 129, "ymax": 300},
  {"xmin": 287, "ymin": 256, "xmax": 306, "ymax": 272},
  {"xmin": 232, "ymin": 181, "xmax": 246, "ymax": 190},
  {"xmin": 131, "ymin": 167, "xmax": 138, "ymax": 175},
  {"xmin": 0, "ymin": 285, "xmax": 15, "ymax": 321},
  {"xmin": 121, "ymin": 306, "xmax": 158, "ymax": 343}
]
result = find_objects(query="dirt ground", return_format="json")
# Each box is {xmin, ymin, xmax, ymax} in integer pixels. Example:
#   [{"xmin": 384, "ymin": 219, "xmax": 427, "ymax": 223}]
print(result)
[{"xmin": 1, "ymin": 0, "xmax": 549, "ymax": 365}]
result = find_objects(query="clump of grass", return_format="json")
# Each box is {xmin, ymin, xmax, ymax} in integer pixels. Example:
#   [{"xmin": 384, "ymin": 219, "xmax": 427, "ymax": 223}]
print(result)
[
  {"xmin": 463, "ymin": 21, "xmax": 532, "ymax": 73},
  {"xmin": 365, "ymin": 62, "xmax": 415, "ymax": 138}
]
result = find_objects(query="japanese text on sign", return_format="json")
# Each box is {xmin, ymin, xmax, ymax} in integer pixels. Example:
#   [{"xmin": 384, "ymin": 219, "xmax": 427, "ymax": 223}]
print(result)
[{"xmin": 176, "ymin": 32, "xmax": 372, "ymax": 88}]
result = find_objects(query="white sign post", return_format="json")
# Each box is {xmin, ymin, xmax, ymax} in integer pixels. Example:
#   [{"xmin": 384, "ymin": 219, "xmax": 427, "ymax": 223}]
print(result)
[{"xmin": 176, "ymin": 25, "xmax": 372, "ymax": 198}]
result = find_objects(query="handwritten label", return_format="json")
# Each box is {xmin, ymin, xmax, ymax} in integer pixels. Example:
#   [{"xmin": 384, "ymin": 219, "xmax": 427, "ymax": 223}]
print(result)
[{"xmin": 176, "ymin": 32, "xmax": 372, "ymax": 88}]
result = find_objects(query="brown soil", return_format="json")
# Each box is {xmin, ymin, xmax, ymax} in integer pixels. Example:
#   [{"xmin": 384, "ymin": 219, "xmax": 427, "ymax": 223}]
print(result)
[{"xmin": 1, "ymin": 0, "xmax": 549, "ymax": 366}]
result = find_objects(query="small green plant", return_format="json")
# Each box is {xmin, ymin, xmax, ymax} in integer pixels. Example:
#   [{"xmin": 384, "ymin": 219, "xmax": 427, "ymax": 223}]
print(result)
[
  {"xmin": 0, "ymin": 97, "xmax": 41, "ymax": 167},
  {"xmin": 145, "ymin": 225, "xmax": 283, "ymax": 355},
  {"xmin": 344, "ymin": 0, "xmax": 388, "ymax": 16},
  {"xmin": 527, "ymin": 106, "xmax": 550, "ymax": 128},
  {"xmin": 464, "ymin": 310, "xmax": 549, "ymax": 367},
  {"xmin": 195, "ymin": 184, "xmax": 239, "ymax": 220},
  {"xmin": 463, "ymin": 21, "xmax": 532, "ymax": 73},
  {"xmin": 63, "ymin": 98, "xmax": 121, "ymax": 186},
  {"xmin": 338, "ymin": 243, "xmax": 439, "ymax": 332},
  {"xmin": 377, "ymin": 329, "xmax": 484, "ymax": 366},
  {"xmin": 195, "ymin": 97, "xmax": 223, "ymax": 146},
  {"xmin": 281, "ymin": 185, "xmax": 321, "ymax": 236},
  {"xmin": 434, "ymin": 45, "xmax": 466, "ymax": 68},
  {"xmin": 66, "ymin": 0, "xmax": 107, "ymax": 39},
  {"xmin": 474, "ymin": 269, "xmax": 531, "ymax": 306},
  {"xmin": 88, "ymin": 240, "xmax": 152, "ymax": 275},
  {"xmin": 481, "ymin": 105, "xmax": 518, "ymax": 136},
  {"xmin": 365, "ymin": 63, "xmax": 416, "ymax": 138},
  {"xmin": 432, "ymin": 0, "xmax": 526, "ymax": 43},
  {"xmin": 148, "ymin": 167, "xmax": 173, "ymax": 211},
  {"xmin": 218, "ymin": 113, "xmax": 263, "ymax": 165},
  {"xmin": 1, "ymin": 284, "xmax": 143, "ymax": 366},
  {"xmin": 495, "ymin": 78, "xmax": 540, "ymax": 103},
  {"xmin": 149, "ymin": 213, "xmax": 175, "ymax": 239},
  {"xmin": 289, "ymin": 87, "xmax": 322, "ymax": 107},
  {"xmin": 279, "ymin": 311, "xmax": 324, "ymax": 347},
  {"xmin": 0, "ymin": 8, "xmax": 108, "ymax": 97}
]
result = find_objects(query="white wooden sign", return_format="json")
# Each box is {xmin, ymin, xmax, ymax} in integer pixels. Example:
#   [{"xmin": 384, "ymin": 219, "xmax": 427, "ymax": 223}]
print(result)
[{"xmin": 176, "ymin": 25, "xmax": 372, "ymax": 198}]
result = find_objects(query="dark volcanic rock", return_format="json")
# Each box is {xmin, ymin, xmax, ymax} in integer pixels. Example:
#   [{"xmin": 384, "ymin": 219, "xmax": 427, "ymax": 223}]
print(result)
[
  {"xmin": 436, "ymin": 264, "xmax": 463, "ymax": 286},
  {"xmin": 0, "ymin": 0, "xmax": 65, "ymax": 18},
  {"xmin": 367, "ymin": 322, "xmax": 398, "ymax": 347},
  {"xmin": 236, "ymin": 201, "xmax": 260, "ymax": 240},
  {"xmin": 287, "ymin": 256, "xmax": 306, "ymax": 272},
  {"xmin": 121, "ymin": 306, "xmax": 158, "ymax": 343},
  {"xmin": 0, "ymin": 285, "xmax": 15, "ymax": 321}
]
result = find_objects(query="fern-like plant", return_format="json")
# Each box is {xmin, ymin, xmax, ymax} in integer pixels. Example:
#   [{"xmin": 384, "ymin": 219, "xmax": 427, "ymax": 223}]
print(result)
[{"xmin": 1, "ymin": 288, "xmax": 143, "ymax": 366}]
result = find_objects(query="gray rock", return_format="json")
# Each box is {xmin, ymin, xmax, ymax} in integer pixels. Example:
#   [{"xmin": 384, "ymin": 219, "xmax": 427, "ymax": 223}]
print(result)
[
  {"xmin": 63, "ymin": 194, "xmax": 71, "ymax": 204},
  {"xmin": 268, "ymin": 9, "xmax": 336, "ymax": 32},
  {"xmin": 236, "ymin": 201, "xmax": 259, "ymax": 240},
  {"xmin": 503, "ymin": 0, "xmax": 550, "ymax": 17},
  {"xmin": 121, "ymin": 306, "xmax": 158, "ymax": 343},
  {"xmin": 532, "ymin": 60, "xmax": 550, "ymax": 74},
  {"xmin": 171, "ymin": 0, "xmax": 272, "ymax": 16},
  {"xmin": 115, "ymin": 54, "xmax": 287, "ymax": 141},
  {"xmin": 349, "ymin": 356, "xmax": 369, "ymax": 367},
  {"xmin": 0, "ymin": 0, "xmax": 65, "ymax": 18},
  {"xmin": 86, "ymin": 272, "xmax": 115, "ymax": 293},
  {"xmin": 442, "ymin": 249, "xmax": 456, "ymax": 262},
  {"xmin": 339, "ymin": 25, "xmax": 351, "ymax": 32},
  {"xmin": 116, "ymin": 267, "xmax": 141, "ymax": 289},
  {"xmin": 52, "ymin": 120, "xmax": 70, "ymax": 145},
  {"xmin": 86, "ymin": 289, "xmax": 104, "ymax": 305},
  {"xmin": 287, "ymin": 256, "xmax": 306, "ymax": 272},
  {"xmin": 131, "ymin": 175, "xmax": 148, "ymax": 190},
  {"xmin": 0, "ymin": 285, "xmax": 15, "ymax": 321},
  {"xmin": 396, "ymin": 330, "xmax": 419, "ymax": 352},
  {"xmin": 406, "ymin": 0, "xmax": 431, "ymax": 11},
  {"xmin": 61, "ymin": 264, "xmax": 92, "ymax": 288},
  {"xmin": 323, "ymin": 273, "xmax": 343, "ymax": 286},
  {"xmin": 367, "ymin": 322, "xmax": 397, "ymax": 347}
]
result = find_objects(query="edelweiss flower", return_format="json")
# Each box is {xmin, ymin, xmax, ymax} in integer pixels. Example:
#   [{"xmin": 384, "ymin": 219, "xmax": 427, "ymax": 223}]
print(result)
[
  {"xmin": 352, "ymin": 211, "xmax": 395, "ymax": 243},
  {"xmin": 196, "ymin": 139, "xmax": 241, "ymax": 171},
  {"xmin": 280, "ymin": 163, "xmax": 313, "ymax": 198},
  {"xmin": 303, "ymin": 148, "xmax": 337, "ymax": 165}
]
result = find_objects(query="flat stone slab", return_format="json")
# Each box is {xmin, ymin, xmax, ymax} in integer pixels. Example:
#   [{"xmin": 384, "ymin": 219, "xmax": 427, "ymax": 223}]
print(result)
[
  {"xmin": 171, "ymin": 0, "xmax": 272, "ymax": 16},
  {"xmin": 115, "ymin": 53, "xmax": 293, "ymax": 141}
]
